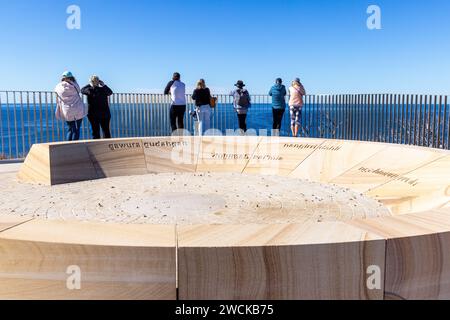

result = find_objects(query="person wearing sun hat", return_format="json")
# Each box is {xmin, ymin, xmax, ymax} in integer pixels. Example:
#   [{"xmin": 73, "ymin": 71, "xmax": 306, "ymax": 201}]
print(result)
[
  {"xmin": 54, "ymin": 71, "xmax": 87, "ymax": 141},
  {"xmin": 230, "ymin": 80, "xmax": 251, "ymax": 134},
  {"xmin": 81, "ymin": 75, "xmax": 114, "ymax": 139}
]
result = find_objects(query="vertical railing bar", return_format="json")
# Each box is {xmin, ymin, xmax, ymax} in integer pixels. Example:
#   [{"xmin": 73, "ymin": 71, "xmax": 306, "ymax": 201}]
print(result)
[
  {"xmin": 343, "ymin": 94, "xmax": 350, "ymax": 140},
  {"xmin": 374, "ymin": 94, "xmax": 378, "ymax": 142},
  {"xmin": 0, "ymin": 92, "xmax": 3, "ymax": 159},
  {"xmin": 418, "ymin": 95, "xmax": 423, "ymax": 147},
  {"xmin": 405, "ymin": 95, "xmax": 410, "ymax": 145},
  {"xmin": 140, "ymin": 94, "xmax": 144, "ymax": 137},
  {"xmin": 422, "ymin": 95, "xmax": 427, "ymax": 147},
  {"xmin": 432, "ymin": 95, "xmax": 438, "ymax": 148},
  {"xmin": 320, "ymin": 95, "xmax": 324, "ymax": 138},
  {"xmin": 51, "ymin": 92, "xmax": 56, "ymax": 142},
  {"xmin": 391, "ymin": 94, "xmax": 395, "ymax": 144},
  {"xmin": 427, "ymin": 95, "xmax": 433, "ymax": 147},
  {"xmin": 33, "ymin": 91, "xmax": 38, "ymax": 143},
  {"xmin": 44, "ymin": 92, "xmax": 49, "ymax": 143},
  {"xmin": 38, "ymin": 92, "xmax": 43, "ymax": 144},
  {"xmin": 367, "ymin": 94, "xmax": 371, "ymax": 141},
  {"xmin": 150, "ymin": 94, "xmax": 155, "ymax": 136},
  {"xmin": 384, "ymin": 94, "xmax": 388, "ymax": 143},
  {"xmin": 413, "ymin": 95, "xmax": 418, "ymax": 146},
  {"xmin": 338, "ymin": 94, "xmax": 342, "ymax": 139},
  {"xmin": 12, "ymin": 92, "xmax": 19, "ymax": 158},
  {"xmin": 356, "ymin": 95, "xmax": 360, "ymax": 141},
  {"xmin": 363, "ymin": 94, "xmax": 367, "ymax": 141},
  {"xmin": 444, "ymin": 96, "xmax": 450, "ymax": 149},
  {"xmin": 392, "ymin": 93, "xmax": 396, "ymax": 144},
  {"xmin": 351, "ymin": 94, "xmax": 355, "ymax": 140},
  {"xmin": 6, "ymin": 92, "xmax": 12, "ymax": 158},
  {"xmin": 118, "ymin": 93, "xmax": 122, "ymax": 138},
  {"xmin": 437, "ymin": 95, "xmax": 443, "ymax": 148},
  {"xmin": 144, "ymin": 94, "xmax": 148, "ymax": 137},
  {"xmin": 125, "ymin": 93, "xmax": 132, "ymax": 137},
  {"xmin": 397, "ymin": 94, "xmax": 404, "ymax": 144},
  {"xmin": 387, "ymin": 93, "xmax": 391, "ymax": 143},
  {"xmin": 329, "ymin": 95, "xmax": 333, "ymax": 139},
  {"xmin": 398, "ymin": 94, "xmax": 403, "ymax": 145},
  {"xmin": 314, "ymin": 94, "xmax": 318, "ymax": 138},
  {"xmin": 19, "ymin": 92, "xmax": 26, "ymax": 157}
]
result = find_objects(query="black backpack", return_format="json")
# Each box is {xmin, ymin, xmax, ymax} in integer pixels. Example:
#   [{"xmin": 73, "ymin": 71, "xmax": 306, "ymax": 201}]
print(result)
[{"xmin": 236, "ymin": 89, "xmax": 250, "ymax": 107}]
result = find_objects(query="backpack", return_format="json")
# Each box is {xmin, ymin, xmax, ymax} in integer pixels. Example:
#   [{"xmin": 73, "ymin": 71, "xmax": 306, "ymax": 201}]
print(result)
[{"xmin": 236, "ymin": 89, "xmax": 250, "ymax": 107}]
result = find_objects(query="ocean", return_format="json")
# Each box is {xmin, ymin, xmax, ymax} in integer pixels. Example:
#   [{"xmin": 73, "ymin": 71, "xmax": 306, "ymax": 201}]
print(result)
[{"xmin": 1, "ymin": 100, "xmax": 449, "ymax": 159}]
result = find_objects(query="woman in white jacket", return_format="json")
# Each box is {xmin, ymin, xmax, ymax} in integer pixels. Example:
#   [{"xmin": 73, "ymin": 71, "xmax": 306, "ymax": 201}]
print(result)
[{"xmin": 55, "ymin": 71, "xmax": 87, "ymax": 141}]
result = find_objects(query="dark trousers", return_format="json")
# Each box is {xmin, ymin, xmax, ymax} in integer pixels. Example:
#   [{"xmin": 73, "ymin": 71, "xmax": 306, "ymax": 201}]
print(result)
[
  {"xmin": 170, "ymin": 105, "xmax": 186, "ymax": 132},
  {"xmin": 272, "ymin": 108, "xmax": 285, "ymax": 130},
  {"xmin": 237, "ymin": 113, "xmax": 247, "ymax": 133},
  {"xmin": 89, "ymin": 116, "xmax": 111, "ymax": 139},
  {"xmin": 66, "ymin": 119, "xmax": 83, "ymax": 141}
]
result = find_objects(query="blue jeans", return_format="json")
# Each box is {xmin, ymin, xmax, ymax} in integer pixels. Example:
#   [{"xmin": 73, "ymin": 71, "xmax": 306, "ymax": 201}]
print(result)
[
  {"xmin": 196, "ymin": 105, "xmax": 212, "ymax": 136},
  {"xmin": 66, "ymin": 119, "xmax": 83, "ymax": 141}
]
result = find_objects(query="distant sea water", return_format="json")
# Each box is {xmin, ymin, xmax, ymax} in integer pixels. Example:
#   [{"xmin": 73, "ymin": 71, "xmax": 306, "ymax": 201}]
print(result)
[{"xmin": 1, "ymin": 102, "xmax": 449, "ymax": 159}]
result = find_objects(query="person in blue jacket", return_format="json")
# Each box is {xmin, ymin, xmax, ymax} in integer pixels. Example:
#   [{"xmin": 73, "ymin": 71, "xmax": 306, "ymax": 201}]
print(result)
[{"xmin": 269, "ymin": 78, "xmax": 287, "ymax": 135}]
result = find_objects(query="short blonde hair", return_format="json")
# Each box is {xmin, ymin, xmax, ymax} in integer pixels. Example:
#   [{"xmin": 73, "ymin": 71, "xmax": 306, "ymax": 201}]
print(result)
[{"xmin": 196, "ymin": 79, "xmax": 206, "ymax": 89}]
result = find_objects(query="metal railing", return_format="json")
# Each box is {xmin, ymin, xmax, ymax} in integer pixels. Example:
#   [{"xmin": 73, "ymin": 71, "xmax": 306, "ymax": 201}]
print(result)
[{"xmin": 1, "ymin": 91, "xmax": 449, "ymax": 159}]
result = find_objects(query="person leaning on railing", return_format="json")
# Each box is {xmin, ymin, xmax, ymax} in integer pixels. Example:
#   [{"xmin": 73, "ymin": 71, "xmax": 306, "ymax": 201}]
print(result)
[
  {"xmin": 54, "ymin": 71, "xmax": 87, "ymax": 141},
  {"xmin": 191, "ymin": 79, "xmax": 212, "ymax": 136},
  {"xmin": 81, "ymin": 76, "xmax": 113, "ymax": 140},
  {"xmin": 269, "ymin": 78, "xmax": 287, "ymax": 136},
  {"xmin": 230, "ymin": 80, "xmax": 251, "ymax": 134},
  {"xmin": 288, "ymin": 78, "xmax": 306, "ymax": 137},
  {"xmin": 164, "ymin": 72, "xmax": 186, "ymax": 133}
]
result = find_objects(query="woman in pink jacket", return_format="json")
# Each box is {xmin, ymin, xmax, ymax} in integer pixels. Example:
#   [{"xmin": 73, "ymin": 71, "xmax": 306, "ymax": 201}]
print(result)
[
  {"xmin": 55, "ymin": 71, "xmax": 87, "ymax": 141},
  {"xmin": 288, "ymin": 78, "xmax": 306, "ymax": 137}
]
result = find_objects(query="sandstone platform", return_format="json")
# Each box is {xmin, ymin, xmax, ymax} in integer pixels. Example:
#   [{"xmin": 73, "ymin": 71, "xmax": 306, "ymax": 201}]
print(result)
[{"xmin": 0, "ymin": 136, "xmax": 449, "ymax": 300}]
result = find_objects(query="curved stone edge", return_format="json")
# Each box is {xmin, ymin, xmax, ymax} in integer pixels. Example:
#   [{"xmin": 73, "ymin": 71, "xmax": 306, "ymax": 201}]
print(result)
[
  {"xmin": 2, "ymin": 209, "xmax": 450, "ymax": 300},
  {"xmin": 177, "ymin": 222, "xmax": 386, "ymax": 300},
  {"xmin": 348, "ymin": 208, "xmax": 450, "ymax": 300},
  {"xmin": 0, "ymin": 217, "xmax": 176, "ymax": 300}
]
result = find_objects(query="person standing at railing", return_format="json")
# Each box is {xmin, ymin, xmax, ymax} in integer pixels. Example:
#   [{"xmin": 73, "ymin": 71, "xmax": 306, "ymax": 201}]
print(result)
[
  {"xmin": 288, "ymin": 78, "xmax": 306, "ymax": 137},
  {"xmin": 54, "ymin": 71, "xmax": 87, "ymax": 141},
  {"xmin": 164, "ymin": 72, "xmax": 186, "ymax": 134},
  {"xmin": 81, "ymin": 76, "xmax": 113, "ymax": 140},
  {"xmin": 192, "ymin": 79, "xmax": 212, "ymax": 136},
  {"xmin": 269, "ymin": 78, "xmax": 287, "ymax": 136},
  {"xmin": 230, "ymin": 80, "xmax": 251, "ymax": 134}
]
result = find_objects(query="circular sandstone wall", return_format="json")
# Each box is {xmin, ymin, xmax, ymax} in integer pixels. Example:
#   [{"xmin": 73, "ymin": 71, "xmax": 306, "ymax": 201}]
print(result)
[{"xmin": 0, "ymin": 136, "xmax": 448, "ymax": 300}]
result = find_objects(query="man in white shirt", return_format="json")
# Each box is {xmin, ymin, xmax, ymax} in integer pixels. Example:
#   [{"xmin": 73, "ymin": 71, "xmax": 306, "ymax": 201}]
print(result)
[{"xmin": 164, "ymin": 72, "xmax": 186, "ymax": 133}]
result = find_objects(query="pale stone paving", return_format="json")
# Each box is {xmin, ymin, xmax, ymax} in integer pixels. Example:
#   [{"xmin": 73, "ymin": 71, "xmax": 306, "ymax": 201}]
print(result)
[{"xmin": 0, "ymin": 171, "xmax": 390, "ymax": 225}]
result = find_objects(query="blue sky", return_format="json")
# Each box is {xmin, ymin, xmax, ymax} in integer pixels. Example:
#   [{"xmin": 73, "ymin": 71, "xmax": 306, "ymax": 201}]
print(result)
[{"xmin": 0, "ymin": 0, "xmax": 449, "ymax": 94}]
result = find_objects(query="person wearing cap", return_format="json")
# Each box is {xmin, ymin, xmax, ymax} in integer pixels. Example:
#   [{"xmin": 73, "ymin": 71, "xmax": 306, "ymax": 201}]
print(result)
[
  {"xmin": 288, "ymin": 78, "xmax": 306, "ymax": 137},
  {"xmin": 269, "ymin": 78, "xmax": 287, "ymax": 135},
  {"xmin": 230, "ymin": 80, "xmax": 251, "ymax": 134},
  {"xmin": 81, "ymin": 76, "xmax": 114, "ymax": 139},
  {"xmin": 54, "ymin": 71, "xmax": 87, "ymax": 141},
  {"xmin": 164, "ymin": 72, "xmax": 186, "ymax": 134}
]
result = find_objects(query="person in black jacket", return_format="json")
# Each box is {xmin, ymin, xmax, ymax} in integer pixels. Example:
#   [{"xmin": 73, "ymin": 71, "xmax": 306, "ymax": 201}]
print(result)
[
  {"xmin": 81, "ymin": 76, "xmax": 113, "ymax": 139},
  {"xmin": 191, "ymin": 79, "xmax": 212, "ymax": 135}
]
